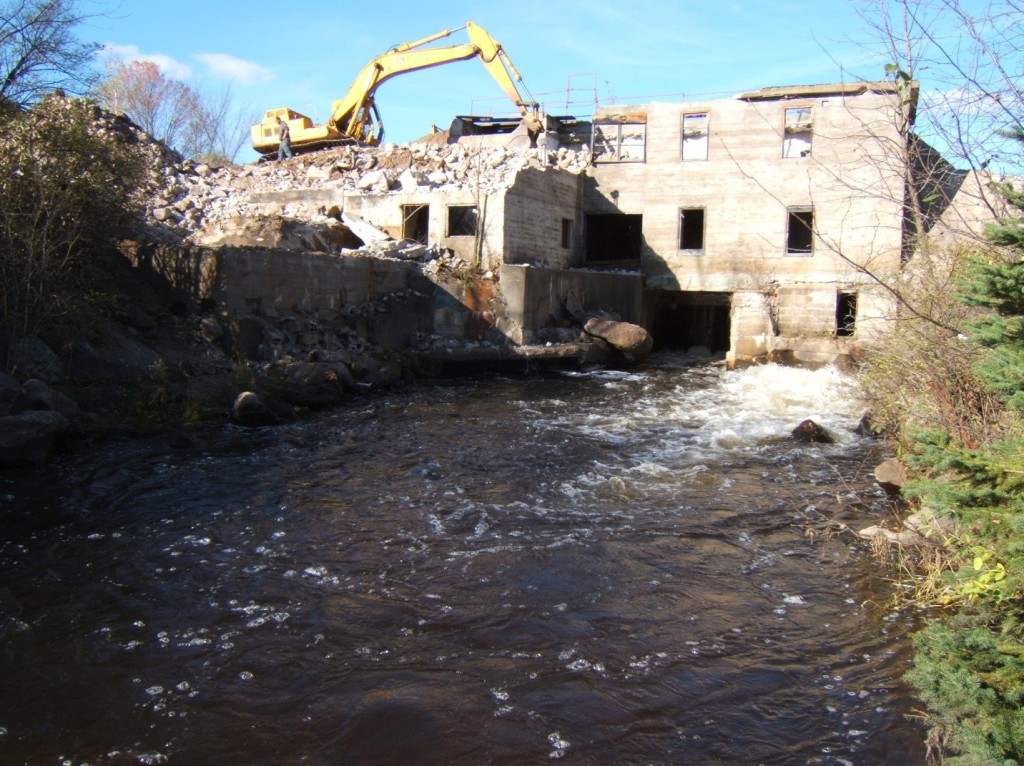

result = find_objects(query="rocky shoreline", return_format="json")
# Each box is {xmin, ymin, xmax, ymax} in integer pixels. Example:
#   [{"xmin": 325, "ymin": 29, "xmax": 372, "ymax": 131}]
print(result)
[{"xmin": 0, "ymin": 99, "xmax": 641, "ymax": 466}]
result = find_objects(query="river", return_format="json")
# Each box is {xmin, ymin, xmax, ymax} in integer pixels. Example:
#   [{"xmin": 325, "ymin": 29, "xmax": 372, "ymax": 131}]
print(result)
[{"xmin": 0, "ymin": 357, "xmax": 927, "ymax": 765}]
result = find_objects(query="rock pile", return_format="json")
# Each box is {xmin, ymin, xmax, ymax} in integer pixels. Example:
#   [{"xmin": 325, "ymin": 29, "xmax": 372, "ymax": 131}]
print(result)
[{"xmin": 140, "ymin": 139, "xmax": 593, "ymax": 251}]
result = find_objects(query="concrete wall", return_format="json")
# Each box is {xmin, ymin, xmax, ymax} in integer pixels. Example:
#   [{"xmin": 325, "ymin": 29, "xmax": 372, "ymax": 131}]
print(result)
[
  {"xmin": 144, "ymin": 245, "xmax": 422, "ymax": 314},
  {"xmin": 499, "ymin": 264, "xmax": 644, "ymax": 344},
  {"xmin": 502, "ymin": 168, "xmax": 583, "ymax": 269},
  {"xmin": 726, "ymin": 282, "xmax": 899, "ymax": 366},
  {"xmin": 250, "ymin": 168, "xmax": 582, "ymax": 274},
  {"xmin": 136, "ymin": 245, "xmax": 639, "ymax": 352},
  {"xmin": 137, "ymin": 244, "xmax": 434, "ymax": 349},
  {"xmin": 341, "ymin": 190, "xmax": 505, "ymax": 270},
  {"xmin": 729, "ymin": 291, "xmax": 773, "ymax": 362},
  {"xmin": 775, "ymin": 285, "xmax": 837, "ymax": 337}
]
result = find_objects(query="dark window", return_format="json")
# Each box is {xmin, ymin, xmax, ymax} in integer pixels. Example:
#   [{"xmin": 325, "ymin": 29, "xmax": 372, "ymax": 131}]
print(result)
[
  {"xmin": 584, "ymin": 213, "xmax": 643, "ymax": 263},
  {"xmin": 787, "ymin": 208, "xmax": 814, "ymax": 255},
  {"xmin": 836, "ymin": 292, "xmax": 858, "ymax": 337},
  {"xmin": 679, "ymin": 208, "xmax": 705, "ymax": 252},
  {"xmin": 561, "ymin": 218, "xmax": 574, "ymax": 249},
  {"xmin": 402, "ymin": 204, "xmax": 429, "ymax": 244},
  {"xmin": 447, "ymin": 205, "xmax": 478, "ymax": 237}
]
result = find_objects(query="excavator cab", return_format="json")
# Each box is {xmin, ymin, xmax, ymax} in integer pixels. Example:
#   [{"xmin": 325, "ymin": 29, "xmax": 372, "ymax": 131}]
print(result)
[{"xmin": 251, "ymin": 108, "xmax": 314, "ymax": 154}]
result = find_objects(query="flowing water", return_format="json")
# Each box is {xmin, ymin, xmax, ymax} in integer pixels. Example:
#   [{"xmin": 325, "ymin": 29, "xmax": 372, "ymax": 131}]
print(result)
[{"xmin": 0, "ymin": 358, "xmax": 927, "ymax": 765}]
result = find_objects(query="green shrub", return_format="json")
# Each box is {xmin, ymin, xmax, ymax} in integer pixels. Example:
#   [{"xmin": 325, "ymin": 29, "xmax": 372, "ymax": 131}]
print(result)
[{"xmin": 0, "ymin": 92, "xmax": 153, "ymax": 361}]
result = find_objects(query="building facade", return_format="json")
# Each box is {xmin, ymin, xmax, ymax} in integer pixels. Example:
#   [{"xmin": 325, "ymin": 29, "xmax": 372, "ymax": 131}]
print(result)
[{"xmin": 584, "ymin": 81, "xmax": 916, "ymax": 365}]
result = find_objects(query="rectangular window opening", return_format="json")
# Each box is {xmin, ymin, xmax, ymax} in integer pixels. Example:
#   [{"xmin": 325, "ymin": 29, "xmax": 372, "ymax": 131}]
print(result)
[
  {"xmin": 783, "ymin": 106, "xmax": 813, "ymax": 158},
  {"xmin": 447, "ymin": 205, "xmax": 478, "ymax": 237},
  {"xmin": 402, "ymin": 204, "xmax": 429, "ymax": 244},
  {"xmin": 679, "ymin": 208, "xmax": 705, "ymax": 252},
  {"xmin": 681, "ymin": 113, "xmax": 708, "ymax": 161},
  {"xmin": 592, "ymin": 122, "xmax": 647, "ymax": 163},
  {"xmin": 584, "ymin": 213, "xmax": 643, "ymax": 263},
  {"xmin": 836, "ymin": 291, "xmax": 858, "ymax": 337},
  {"xmin": 787, "ymin": 208, "xmax": 814, "ymax": 255},
  {"xmin": 561, "ymin": 218, "xmax": 574, "ymax": 249}
]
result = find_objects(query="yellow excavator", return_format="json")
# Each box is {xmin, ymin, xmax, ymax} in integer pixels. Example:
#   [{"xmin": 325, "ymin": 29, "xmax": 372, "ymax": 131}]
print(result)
[{"xmin": 250, "ymin": 22, "xmax": 543, "ymax": 158}]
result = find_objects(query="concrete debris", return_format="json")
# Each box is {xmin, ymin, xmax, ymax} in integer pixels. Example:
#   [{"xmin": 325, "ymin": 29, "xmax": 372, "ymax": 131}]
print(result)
[
  {"xmin": 341, "ymin": 211, "xmax": 391, "ymax": 245},
  {"xmin": 139, "ymin": 140, "xmax": 593, "ymax": 254}
]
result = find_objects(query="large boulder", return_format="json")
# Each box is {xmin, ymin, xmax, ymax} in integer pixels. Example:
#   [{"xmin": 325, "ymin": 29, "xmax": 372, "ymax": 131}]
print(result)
[
  {"xmin": 231, "ymin": 391, "xmax": 280, "ymax": 427},
  {"xmin": 0, "ymin": 410, "xmax": 69, "ymax": 464},
  {"xmin": 271, "ymin": 361, "xmax": 353, "ymax": 407},
  {"xmin": 20, "ymin": 379, "xmax": 79, "ymax": 419},
  {"xmin": 0, "ymin": 373, "xmax": 26, "ymax": 415},
  {"xmin": 874, "ymin": 457, "xmax": 908, "ymax": 495},
  {"xmin": 67, "ymin": 320, "xmax": 163, "ymax": 384},
  {"xmin": 9, "ymin": 337, "xmax": 63, "ymax": 384},
  {"xmin": 791, "ymin": 419, "xmax": 835, "ymax": 444},
  {"xmin": 582, "ymin": 318, "xmax": 653, "ymax": 365}
]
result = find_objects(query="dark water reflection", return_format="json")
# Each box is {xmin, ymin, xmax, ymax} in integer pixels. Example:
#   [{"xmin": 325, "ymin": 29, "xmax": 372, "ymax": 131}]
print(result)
[{"xmin": 0, "ymin": 360, "xmax": 926, "ymax": 765}]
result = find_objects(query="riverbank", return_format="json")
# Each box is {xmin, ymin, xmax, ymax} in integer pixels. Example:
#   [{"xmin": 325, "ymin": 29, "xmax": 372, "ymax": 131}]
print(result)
[{"xmin": 0, "ymin": 243, "xmax": 649, "ymax": 464}]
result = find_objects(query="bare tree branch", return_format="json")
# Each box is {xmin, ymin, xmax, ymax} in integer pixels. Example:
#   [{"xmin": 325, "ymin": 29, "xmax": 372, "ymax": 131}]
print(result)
[{"xmin": 0, "ymin": 0, "xmax": 100, "ymax": 106}]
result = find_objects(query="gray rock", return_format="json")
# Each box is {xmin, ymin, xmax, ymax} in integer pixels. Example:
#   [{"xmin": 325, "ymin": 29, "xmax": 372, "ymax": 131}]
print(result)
[
  {"xmin": 20, "ymin": 379, "xmax": 55, "ymax": 410},
  {"xmin": 904, "ymin": 507, "xmax": 958, "ymax": 543},
  {"xmin": 201, "ymin": 316, "xmax": 226, "ymax": 342},
  {"xmin": 305, "ymin": 165, "xmax": 332, "ymax": 182},
  {"xmin": 273, "ymin": 361, "xmax": 347, "ymax": 406},
  {"xmin": 356, "ymin": 169, "xmax": 392, "ymax": 193},
  {"xmin": 0, "ymin": 410, "xmax": 69, "ymax": 464},
  {"xmin": 858, "ymin": 524, "xmax": 935, "ymax": 547},
  {"xmin": 398, "ymin": 169, "xmax": 426, "ymax": 190},
  {"xmin": 874, "ymin": 457, "xmax": 907, "ymax": 494},
  {"xmin": 0, "ymin": 373, "xmax": 23, "ymax": 413},
  {"xmin": 9, "ymin": 337, "xmax": 63, "ymax": 384},
  {"xmin": 855, "ymin": 413, "xmax": 881, "ymax": 436},
  {"xmin": 67, "ymin": 321, "xmax": 163, "ymax": 384}
]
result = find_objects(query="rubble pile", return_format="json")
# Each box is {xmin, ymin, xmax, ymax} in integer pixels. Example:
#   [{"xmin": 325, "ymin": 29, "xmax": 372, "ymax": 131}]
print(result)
[{"xmin": 140, "ymin": 139, "xmax": 593, "ymax": 251}]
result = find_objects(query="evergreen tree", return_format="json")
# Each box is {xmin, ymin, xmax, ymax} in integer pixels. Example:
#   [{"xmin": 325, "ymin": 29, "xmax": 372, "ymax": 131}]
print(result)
[{"xmin": 960, "ymin": 157, "xmax": 1024, "ymax": 411}]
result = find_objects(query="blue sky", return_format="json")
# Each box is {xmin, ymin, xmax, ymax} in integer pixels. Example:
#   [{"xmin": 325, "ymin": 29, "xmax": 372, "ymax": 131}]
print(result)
[{"xmin": 78, "ymin": 1, "xmax": 929, "ymax": 161}]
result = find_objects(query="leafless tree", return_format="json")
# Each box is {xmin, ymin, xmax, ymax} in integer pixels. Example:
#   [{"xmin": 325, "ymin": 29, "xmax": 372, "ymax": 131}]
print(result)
[
  {"xmin": 96, "ymin": 59, "xmax": 252, "ymax": 163},
  {"xmin": 194, "ymin": 82, "xmax": 253, "ymax": 164},
  {"xmin": 849, "ymin": 0, "xmax": 1024, "ymax": 445},
  {"xmin": 0, "ymin": 0, "xmax": 99, "ymax": 107}
]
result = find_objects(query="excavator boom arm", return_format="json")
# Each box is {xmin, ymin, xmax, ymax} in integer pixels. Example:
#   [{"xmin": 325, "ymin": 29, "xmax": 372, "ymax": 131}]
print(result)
[
  {"xmin": 251, "ymin": 21, "xmax": 541, "ymax": 155},
  {"xmin": 327, "ymin": 21, "xmax": 541, "ymax": 142}
]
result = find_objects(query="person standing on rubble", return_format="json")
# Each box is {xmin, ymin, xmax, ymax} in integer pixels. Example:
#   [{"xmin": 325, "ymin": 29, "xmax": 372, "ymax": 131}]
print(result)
[{"xmin": 276, "ymin": 116, "xmax": 294, "ymax": 160}]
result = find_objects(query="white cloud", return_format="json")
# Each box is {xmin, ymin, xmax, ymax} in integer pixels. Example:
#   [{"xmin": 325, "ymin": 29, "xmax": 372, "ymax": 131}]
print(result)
[
  {"xmin": 194, "ymin": 53, "xmax": 273, "ymax": 85},
  {"xmin": 99, "ymin": 44, "xmax": 193, "ymax": 80}
]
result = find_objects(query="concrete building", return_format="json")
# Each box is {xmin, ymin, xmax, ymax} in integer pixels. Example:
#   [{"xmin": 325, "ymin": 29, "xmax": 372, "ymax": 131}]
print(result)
[
  {"xmin": 582, "ymin": 81, "xmax": 919, "ymax": 366},
  {"xmin": 145, "ymin": 80, "xmax": 962, "ymax": 369}
]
